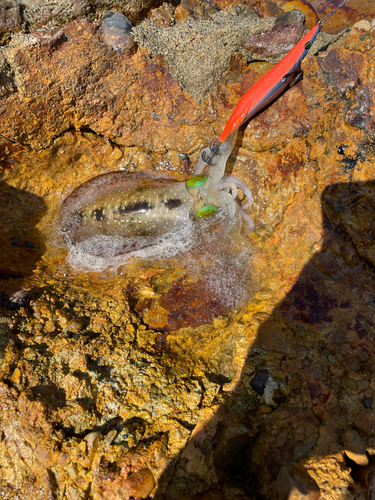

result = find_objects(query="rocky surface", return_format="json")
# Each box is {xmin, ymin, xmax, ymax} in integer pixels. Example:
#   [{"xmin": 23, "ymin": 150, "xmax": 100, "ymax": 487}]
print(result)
[{"xmin": 0, "ymin": 1, "xmax": 375, "ymax": 499}]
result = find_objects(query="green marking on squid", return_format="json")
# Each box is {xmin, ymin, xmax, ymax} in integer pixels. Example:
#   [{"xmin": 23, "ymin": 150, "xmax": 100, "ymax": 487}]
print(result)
[
  {"xmin": 186, "ymin": 174, "xmax": 208, "ymax": 188},
  {"xmin": 196, "ymin": 204, "xmax": 218, "ymax": 217}
]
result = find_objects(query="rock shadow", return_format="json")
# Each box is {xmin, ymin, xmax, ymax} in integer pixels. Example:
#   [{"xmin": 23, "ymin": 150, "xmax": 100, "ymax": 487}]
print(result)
[
  {"xmin": 157, "ymin": 180, "xmax": 375, "ymax": 499},
  {"xmin": 0, "ymin": 180, "xmax": 46, "ymax": 300}
]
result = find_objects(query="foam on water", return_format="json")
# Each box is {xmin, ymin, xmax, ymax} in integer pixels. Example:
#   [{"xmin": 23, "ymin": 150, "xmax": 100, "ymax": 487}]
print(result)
[
  {"xmin": 65, "ymin": 217, "xmax": 196, "ymax": 273},
  {"xmin": 63, "ymin": 210, "xmax": 253, "ymax": 313}
]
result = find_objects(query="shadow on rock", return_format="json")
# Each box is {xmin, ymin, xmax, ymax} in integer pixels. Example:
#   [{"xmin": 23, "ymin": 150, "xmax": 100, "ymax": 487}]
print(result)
[
  {"xmin": 157, "ymin": 181, "xmax": 375, "ymax": 499},
  {"xmin": 0, "ymin": 180, "xmax": 46, "ymax": 301}
]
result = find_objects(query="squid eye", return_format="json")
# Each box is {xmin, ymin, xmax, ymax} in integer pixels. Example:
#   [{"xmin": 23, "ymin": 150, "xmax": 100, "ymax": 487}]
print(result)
[
  {"xmin": 305, "ymin": 42, "xmax": 311, "ymax": 50},
  {"xmin": 196, "ymin": 204, "xmax": 218, "ymax": 217},
  {"xmin": 186, "ymin": 174, "xmax": 208, "ymax": 188}
]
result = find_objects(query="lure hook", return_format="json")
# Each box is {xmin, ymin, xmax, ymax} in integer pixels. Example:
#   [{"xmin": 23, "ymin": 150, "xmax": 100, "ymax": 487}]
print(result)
[{"xmin": 318, "ymin": 0, "xmax": 349, "ymax": 26}]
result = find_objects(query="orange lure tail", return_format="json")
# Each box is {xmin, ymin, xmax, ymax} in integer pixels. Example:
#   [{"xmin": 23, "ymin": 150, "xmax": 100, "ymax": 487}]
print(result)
[{"xmin": 218, "ymin": 0, "xmax": 349, "ymax": 143}]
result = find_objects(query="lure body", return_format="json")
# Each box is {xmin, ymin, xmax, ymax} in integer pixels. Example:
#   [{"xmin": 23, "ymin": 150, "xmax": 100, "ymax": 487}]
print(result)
[{"xmin": 218, "ymin": 0, "xmax": 349, "ymax": 143}]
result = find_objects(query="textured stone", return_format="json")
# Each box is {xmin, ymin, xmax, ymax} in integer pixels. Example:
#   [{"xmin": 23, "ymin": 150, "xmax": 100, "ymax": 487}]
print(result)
[
  {"xmin": 21, "ymin": 0, "xmax": 89, "ymax": 28},
  {"xmin": 133, "ymin": 10, "xmax": 272, "ymax": 101},
  {"xmin": 0, "ymin": 0, "xmax": 22, "ymax": 41},
  {"xmin": 342, "ymin": 429, "xmax": 369, "ymax": 466},
  {"xmin": 273, "ymin": 464, "xmax": 320, "ymax": 500}
]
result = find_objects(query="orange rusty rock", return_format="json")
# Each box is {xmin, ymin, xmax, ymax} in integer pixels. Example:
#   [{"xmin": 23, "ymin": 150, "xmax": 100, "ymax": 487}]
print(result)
[
  {"xmin": 147, "ymin": 2, "xmax": 175, "ymax": 27},
  {"xmin": 158, "ymin": 278, "xmax": 232, "ymax": 331},
  {"xmin": 121, "ymin": 468, "xmax": 155, "ymax": 498},
  {"xmin": 174, "ymin": 2, "xmax": 191, "ymax": 22},
  {"xmin": 1, "ymin": 5, "xmax": 375, "ymax": 500}
]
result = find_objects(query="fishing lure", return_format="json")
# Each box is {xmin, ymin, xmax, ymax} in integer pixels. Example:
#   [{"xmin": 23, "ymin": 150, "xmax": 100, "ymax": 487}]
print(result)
[
  {"xmin": 218, "ymin": 0, "xmax": 349, "ymax": 143},
  {"xmin": 60, "ymin": 1, "xmax": 348, "ymax": 253}
]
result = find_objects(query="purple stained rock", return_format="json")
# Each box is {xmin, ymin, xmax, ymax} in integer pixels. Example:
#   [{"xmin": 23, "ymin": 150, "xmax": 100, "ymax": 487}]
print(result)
[{"xmin": 242, "ymin": 9, "xmax": 305, "ymax": 58}]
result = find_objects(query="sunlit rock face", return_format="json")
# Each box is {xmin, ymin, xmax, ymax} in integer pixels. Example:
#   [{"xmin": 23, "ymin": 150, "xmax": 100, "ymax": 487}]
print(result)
[{"xmin": 1, "ymin": 2, "xmax": 375, "ymax": 499}]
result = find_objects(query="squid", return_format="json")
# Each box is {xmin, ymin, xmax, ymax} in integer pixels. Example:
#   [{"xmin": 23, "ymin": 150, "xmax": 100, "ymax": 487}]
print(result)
[{"xmin": 60, "ymin": 0, "xmax": 349, "ymax": 254}]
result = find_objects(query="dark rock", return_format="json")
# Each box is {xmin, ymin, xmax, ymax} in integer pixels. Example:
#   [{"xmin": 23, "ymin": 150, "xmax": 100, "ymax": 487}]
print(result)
[
  {"xmin": 250, "ymin": 371, "xmax": 268, "ymax": 395},
  {"xmin": 102, "ymin": 11, "xmax": 132, "ymax": 32},
  {"xmin": 213, "ymin": 423, "xmax": 254, "ymax": 471},
  {"xmin": 363, "ymin": 396, "xmax": 373, "ymax": 408}
]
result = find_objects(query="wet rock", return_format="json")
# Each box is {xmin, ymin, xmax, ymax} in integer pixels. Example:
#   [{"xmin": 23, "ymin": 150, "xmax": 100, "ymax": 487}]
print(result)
[
  {"xmin": 0, "ymin": 5, "xmax": 375, "ymax": 500},
  {"xmin": 101, "ymin": 11, "xmax": 135, "ymax": 53},
  {"xmin": 342, "ymin": 428, "xmax": 369, "ymax": 466},
  {"xmin": 273, "ymin": 464, "xmax": 320, "ymax": 500},
  {"xmin": 174, "ymin": 1, "xmax": 192, "ymax": 22}
]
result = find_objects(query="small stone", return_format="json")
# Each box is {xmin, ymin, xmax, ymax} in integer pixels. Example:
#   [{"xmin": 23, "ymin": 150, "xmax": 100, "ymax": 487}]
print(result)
[
  {"xmin": 351, "ymin": 20, "xmax": 371, "ymax": 32},
  {"xmin": 364, "ymin": 396, "xmax": 373, "ymax": 408},
  {"xmin": 122, "ymin": 468, "xmax": 155, "ymax": 499},
  {"xmin": 66, "ymin": 317, "xmax": 85, "ymax": 333},
  {"xmin": 175, "ymin": 3, "xmax": 191, "ymax": 22},
  {"xmin": 264, "ymin": 376, "xmax": 279, "ymax": 405},
  {"xmin": 354, "ymin": 411, "xmax": 375, "ymax": 437},
  {"xmin": 101, "ymin": 12, "xmax": 135, "ymax": 53},
  {"xmin": 9, "ymin": 290, "xmax": 29, "ymax": 307},
  {"xmin": 103, "ymin": 429, "xmax": 117, "ymax": 447},
  {"xmin": 273, "ymin": 463, "xmax": 320, "ymax": 500},
  {"xmin": 357, "ymin": 380, "xmax": 370, "ymax": 391},
  {"xmin": 148, "ymin": 2, "xmax": 174, "ymax": 27},
  {"xmin": 102, "ymin": 11, "xmax": 132, "ymax": 31},
  {"xmin": 84, "ymin": 431, "xmax": 101, "ymax": 454},
  {"xmin": 250, "ymin": 371, "xmax": 268, "ymax": 395},
  {"xmin": 342, "ymin": 428, "xmax": 369, "ymax": 466},
  {"xmin": 114, "ymin": 420, "xmax": 145, "ymax": 449}
]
